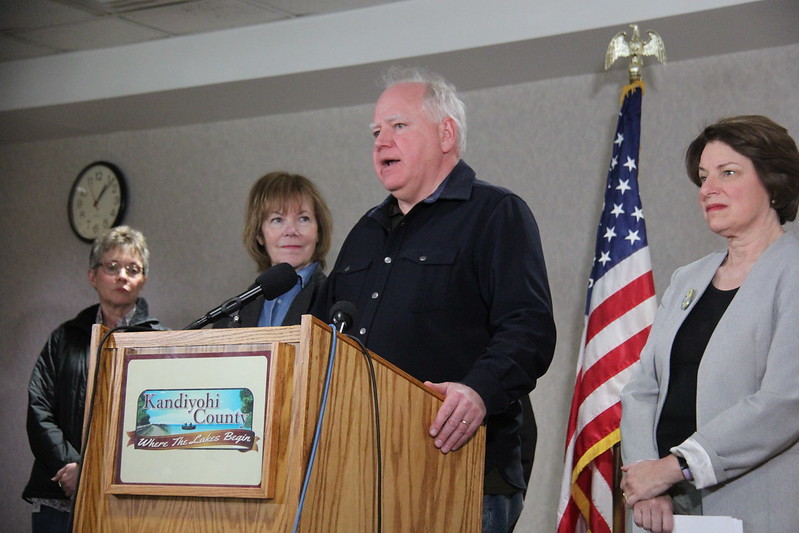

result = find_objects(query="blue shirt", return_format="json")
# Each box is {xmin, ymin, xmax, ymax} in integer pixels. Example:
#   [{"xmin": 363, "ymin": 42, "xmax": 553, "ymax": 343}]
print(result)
[{"xmin": 258, "ymin": 262, "xmax": 317, "ymax": 327}]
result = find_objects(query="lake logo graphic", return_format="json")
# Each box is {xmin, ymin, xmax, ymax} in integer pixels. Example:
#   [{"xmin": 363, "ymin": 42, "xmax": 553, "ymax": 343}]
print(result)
[{"xmin": 126, "ymin": 388, "xmax": 257, "ymax": 452}]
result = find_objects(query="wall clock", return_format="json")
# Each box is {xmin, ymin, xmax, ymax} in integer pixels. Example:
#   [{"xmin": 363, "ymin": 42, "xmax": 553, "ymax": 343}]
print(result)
[{"xmin": 68, "ymin": 161, "xmax": 128, "ymax": 243}]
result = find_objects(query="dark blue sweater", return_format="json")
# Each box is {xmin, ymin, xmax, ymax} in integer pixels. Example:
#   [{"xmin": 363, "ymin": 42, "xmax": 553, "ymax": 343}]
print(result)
[{"xmin": 315, "ymin": 160, "xmax": 556, "ymax": 490}]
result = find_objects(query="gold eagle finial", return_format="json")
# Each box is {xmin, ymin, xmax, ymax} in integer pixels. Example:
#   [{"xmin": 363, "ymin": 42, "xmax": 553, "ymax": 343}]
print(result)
[{"xmin": 605, "ymin": 24, "xmax": 666, "ymax": 82}]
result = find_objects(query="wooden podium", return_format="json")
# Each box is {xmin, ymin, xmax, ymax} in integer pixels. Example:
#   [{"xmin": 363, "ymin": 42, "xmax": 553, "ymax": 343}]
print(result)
[{"xmin": 73, "ymin": 315, "xmax": 485, "ymax": 532}]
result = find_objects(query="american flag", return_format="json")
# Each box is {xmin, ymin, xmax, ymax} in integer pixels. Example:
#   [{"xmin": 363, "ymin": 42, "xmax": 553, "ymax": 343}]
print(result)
[{"xmin": 556, "ymin": 82, "xmax": 657, "ymax": 533}]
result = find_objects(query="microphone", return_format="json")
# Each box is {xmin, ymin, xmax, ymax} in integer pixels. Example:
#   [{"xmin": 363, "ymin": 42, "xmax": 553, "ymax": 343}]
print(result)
[
  {"xmin": 329, "ymin": 301, "xmax": 357, "ymax": 333},
  {"xmin": 183, "ymin": 263, "xmax": 298, "ymax": 330}
]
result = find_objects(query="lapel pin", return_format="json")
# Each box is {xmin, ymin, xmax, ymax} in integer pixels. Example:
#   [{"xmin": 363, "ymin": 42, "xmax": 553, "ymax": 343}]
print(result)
[{"xmin": 681, "ymin": 288, "xmax": 696, "ymax": 310}]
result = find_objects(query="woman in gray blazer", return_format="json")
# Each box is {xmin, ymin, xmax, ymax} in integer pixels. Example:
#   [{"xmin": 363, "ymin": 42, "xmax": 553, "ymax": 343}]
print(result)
[
  {"xmin": 215, "ymin": 171, "xmax": 332, "ymax": 328},
  {"xmin": 620, "ymin": 116, "xmax": 799, "ymax": 533}
]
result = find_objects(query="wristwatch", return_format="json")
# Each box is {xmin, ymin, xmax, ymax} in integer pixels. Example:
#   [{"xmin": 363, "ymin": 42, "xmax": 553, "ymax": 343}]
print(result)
[{"xmin": 676, "ymin": 455, "xmax": 693, "ymax": 481}]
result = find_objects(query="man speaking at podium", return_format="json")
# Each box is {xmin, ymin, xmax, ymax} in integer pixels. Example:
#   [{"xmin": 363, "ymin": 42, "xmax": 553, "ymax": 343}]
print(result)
[{"xmin": 315, "ymin": 67, "xmax": 556, "ymax": 532}]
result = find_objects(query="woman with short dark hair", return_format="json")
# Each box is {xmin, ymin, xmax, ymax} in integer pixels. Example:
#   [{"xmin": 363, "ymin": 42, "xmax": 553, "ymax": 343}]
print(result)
[{"xmin": 620, "ymin": 115, "xmax": 799, "ymax": 533}]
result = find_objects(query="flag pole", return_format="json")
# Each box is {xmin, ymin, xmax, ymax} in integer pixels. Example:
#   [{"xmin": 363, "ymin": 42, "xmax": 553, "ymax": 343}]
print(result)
[
  {"xmin": 611, "ymin": 79, "xmax": 645, "ymax": 533},
  {"xmin": 612, "ymin": 441, "xmax": 625, "ymax": 533},
  {"xmin": 605, "ymin": 23, "xmax": 666, "ymax": 533}
]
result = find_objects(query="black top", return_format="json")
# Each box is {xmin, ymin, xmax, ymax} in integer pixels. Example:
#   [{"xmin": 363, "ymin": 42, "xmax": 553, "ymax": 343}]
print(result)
[{"xmin": 657, "ymin": 283, "xmax": 737, "ymax": 457}]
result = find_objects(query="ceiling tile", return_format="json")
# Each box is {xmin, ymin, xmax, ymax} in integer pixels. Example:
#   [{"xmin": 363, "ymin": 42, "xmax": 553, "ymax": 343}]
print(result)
[
  {"xmin": 57, "ymin": 0, "xmax": 190, "ymax": 15},
  {"xmin": 252, "ymin": 0, "xmax": 403, "ymax": 17},
  {"xmin": 0, "ymin": 35, "xmax": 59, "ymax": 61},
  {"xmin": 0, "ymin": 0, "xmax": 95, "ymax": 31},
  {"xmin": 121, "ymin": 0, "xmax": 287, "ymax": 35},
  {"xmin": 16, "ymin": 17, "xmax": 169, "ymax": 51}
]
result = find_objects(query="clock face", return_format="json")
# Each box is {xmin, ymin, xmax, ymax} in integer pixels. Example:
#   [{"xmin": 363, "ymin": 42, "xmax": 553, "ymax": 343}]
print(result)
[{"xmin": 68, "ymin": 162, "xmax": 128, "ymax": 242}]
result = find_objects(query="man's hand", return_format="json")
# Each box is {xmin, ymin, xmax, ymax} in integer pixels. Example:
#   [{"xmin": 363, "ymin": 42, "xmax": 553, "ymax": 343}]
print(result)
[
  {"xmin": 424, "ymin": 381, "xmax": 486, "ymax": 453},
  {"xmin": 631, "ymin": 495, "xmax": 674, "ymax": 533},
  {"xmin": 52, "ymin": 462, "xmax": 79, "ymax": 497}
]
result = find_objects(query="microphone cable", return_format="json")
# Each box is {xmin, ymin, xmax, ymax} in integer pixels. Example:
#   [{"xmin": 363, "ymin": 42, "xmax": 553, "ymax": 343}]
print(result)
[
  {"xmin": 291, "ymin": 326, "xmax": 383, "ymax": 533},
  {"xmin": 292, "ymin": 325, "xmax": 338, "ymax": 533},
  {"xmin": 345, "ymin": 332, "xmax": 382, "ymax": 533},
  {"xmin": 329, "ymin": 301, "xmax": 382, "ymax": 531}
]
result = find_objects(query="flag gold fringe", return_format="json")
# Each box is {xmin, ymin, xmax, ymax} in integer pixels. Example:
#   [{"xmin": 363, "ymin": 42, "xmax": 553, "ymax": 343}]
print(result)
[
  {"xmin": 570, "ymin": 428, "xmax": 621, "ymax": 485},
  {"xmin": 619, "ymin": 81, "xmax": 646, "ymax": 106}
]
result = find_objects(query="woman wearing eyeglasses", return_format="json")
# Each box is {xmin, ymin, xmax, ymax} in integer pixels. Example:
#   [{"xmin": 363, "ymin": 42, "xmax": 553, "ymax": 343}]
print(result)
[{"xmin": 22, "ymin": 225, "xmax": 164, "ymax": 533}]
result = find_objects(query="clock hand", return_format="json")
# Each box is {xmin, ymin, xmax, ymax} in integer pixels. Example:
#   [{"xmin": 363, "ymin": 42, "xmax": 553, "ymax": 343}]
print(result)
[
  {"xmin": 86, "ymin": 180, "xmax": 98, "ymax": 203},
  {"xmin": 94, "ymin": 182, "xmax": 110, "ymax": 207}
]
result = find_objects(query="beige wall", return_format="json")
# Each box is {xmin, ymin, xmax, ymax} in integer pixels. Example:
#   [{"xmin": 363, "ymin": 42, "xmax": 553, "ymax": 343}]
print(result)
[{"xmin": 1, "ymin": 43, "xmax": 797, "ymax": 531}]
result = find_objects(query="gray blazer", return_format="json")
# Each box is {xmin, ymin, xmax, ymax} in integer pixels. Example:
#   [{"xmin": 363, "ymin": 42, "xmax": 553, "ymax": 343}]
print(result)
[{"xmin": 621, "ymin": 232, "xmax": 799, "ymax": 532}]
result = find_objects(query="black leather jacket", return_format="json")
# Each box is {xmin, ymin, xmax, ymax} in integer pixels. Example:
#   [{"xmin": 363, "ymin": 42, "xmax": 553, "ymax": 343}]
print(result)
[{"xmin": 22, "ymin": 299, "xmax": 163, "ymax": 502}]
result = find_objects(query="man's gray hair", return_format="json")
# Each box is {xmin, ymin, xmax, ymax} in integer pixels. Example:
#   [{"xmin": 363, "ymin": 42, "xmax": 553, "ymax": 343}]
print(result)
[
  {"xmin": 381, "ymin": 67, "xmax": 467, "ymax": 154},
  {"xmin": 89, "ymin": 225, "xmax": 150, "ymax": 274}
]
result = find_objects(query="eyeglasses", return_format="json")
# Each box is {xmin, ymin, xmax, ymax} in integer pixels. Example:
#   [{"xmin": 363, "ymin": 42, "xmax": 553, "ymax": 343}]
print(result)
[{"xmin": 96, "ymin": 262, "xmax": 144, "ymax": 277}]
